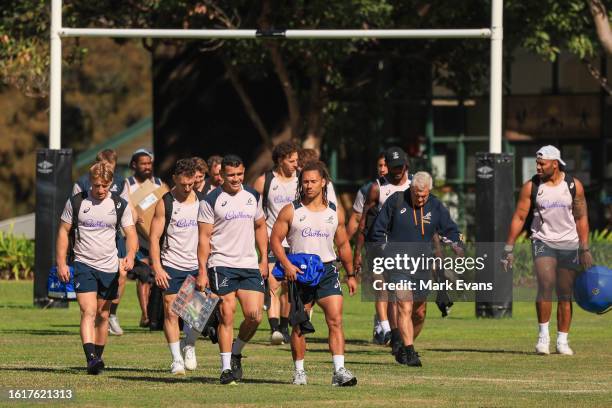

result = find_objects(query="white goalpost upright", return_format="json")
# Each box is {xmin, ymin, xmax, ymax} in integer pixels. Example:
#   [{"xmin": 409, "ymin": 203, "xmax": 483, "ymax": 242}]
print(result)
[{"xmin": 49, "ymin": 0, "xmax": 503, "ymax": 153}]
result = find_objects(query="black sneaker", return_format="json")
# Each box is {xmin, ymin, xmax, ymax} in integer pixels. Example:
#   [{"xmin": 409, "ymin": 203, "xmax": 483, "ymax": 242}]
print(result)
[
  {"xmin": 220, "ymin": 369, "xmax": 237, "ymax": 385},
  {"xmin": 394, "ymin": 346, "xmax": 408, "ymax": 364},
  {"xmin": 87, "ymin": 357, "xmax": 104, "ymax": 375},
  {"xmin": 372, "ymin": 330, "xmax": 385, "ymax": 345},
  {"xmin": 406, "ymin": 349, "xmax": 422, "ymax": 367},
  {"xmin": 436, "ymin": 301, "xmax": 454, "ymax": 318},
  {"xmin": 230, "ymin": 354, "xmax": 243, "ymax": 381},
  {"xmin": 383, "ymin": 331, "xmax": 392, "ymax": 346},
  {"xmin": 280, "ymin": 328, "xmax": 291, "ymax": 344},
  {"xmin": 391, "ymin": 338, "xmax": 402, "ymax": 356}
]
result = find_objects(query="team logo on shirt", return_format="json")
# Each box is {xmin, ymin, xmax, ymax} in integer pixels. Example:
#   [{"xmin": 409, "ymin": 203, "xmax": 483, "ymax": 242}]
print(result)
[
  {"xmin": 325, "ymin": 215, "xmax": 334, "ymax": 224},
  {"xmin": 423, "ymin": 211, "xmax": 432, "ymax": 224},
  {"xmin": 110, "ymin": 185, "xmax": 118, "ymax": 192},
  {"xmin": 221, "ymin": 200, "xmax": 228, "ymax": 207},
  {"xmin": 299, "ymin": 215, "xmax": 306, "ymax": 222},
  {"xmin": 400, "ymin": 208, "xmax": 406, "ymax": 214},
  {"xmin": 83, "ymin": 207, "xmax": 91, "ymax": 213},
  {"xmin": 272, "ymin": 185, "xmax": 279, "ymax": 191},
  {"xmin": 385, "ymin": 190, "xmax": 391, "ymax": 196},
  {"xmin": 246, "ymin": 197, "xmax": 254, "ymax": 205}
]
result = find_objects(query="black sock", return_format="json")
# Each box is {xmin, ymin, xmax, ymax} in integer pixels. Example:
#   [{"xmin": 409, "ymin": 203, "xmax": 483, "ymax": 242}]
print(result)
[
  {"xmin": 269, "ymin": 318, "xmax": 280, "ymax": 332},
  {"xmin": 391, "ymin": 328, "xmax": 400, "ymax": 344},
  {"xmin": 405, "ymin": 344, "xmax": 415, "ymax": 353},
  {"xmin": 83, "ymin": 343, "xmax": 96, "ymax": 362},
  {"xmin": 95, "ymin": 344, "xmax": 105, "ymax": 359},
  {"xmin": 279, "ymin": 317, "xmax": 289, "ymax": 330},
  {"xmin": 110, "ymin": 303, "xmax": 118, "ymax": 315}
]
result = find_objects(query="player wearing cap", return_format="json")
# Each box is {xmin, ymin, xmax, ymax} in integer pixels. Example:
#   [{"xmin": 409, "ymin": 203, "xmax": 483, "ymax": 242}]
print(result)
[
  {"xmin": 120, "ymin": 148, "xmax": 168, "ymax": 327},
  {"xmin": 271, "ymin": 160, "xmax": 358, "ymax": 387},
  {"xmin": 56, "ymin": 162, "xmax": 138, "ymax": 374},
  {"xmin": 503, "ymin": 145, "xmax": 592, "ymax": 355},
  {"xmin": 253, "ymin": 141, "xmax": 300, "ymax": 345},
  {"xmin": 196, "ymin": 155, "xmax": 268, "ymax": 385},
  {"xmin": 354, "ymin": 146, "xmax": 411, "ymax": 352},
  {"xmin": 149, "ymin": 159, "xmax": 202, "ymax": 375}
]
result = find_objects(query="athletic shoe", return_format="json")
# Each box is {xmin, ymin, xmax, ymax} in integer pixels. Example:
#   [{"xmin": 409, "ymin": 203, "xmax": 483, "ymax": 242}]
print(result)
[
  {"xmin": 436, "ymin": 301, "xmax": 454, "ymax": 318},
  {"xmin": 87, "ymin": 357, "xmax": 104, "ymax": 375},
  {"xmin": 391, "ymin": 338, "xmax": 402, "ymax": 356},
  {"xmin": 535, "ymin": 336, "xmax": 550, "ymax": 355},
  {"xmin": 180, "ymin": 340, "xmax": 197, "ymax": 370},
  {"xmin": 139, "ymin": 317, "xmax": 149, "ymax": 328},
  {"xmin": 372, "ymin": 330, "xmax": 385, "ymax": 345},
  {"xmin": 556, "ymin": 342, "xmax": 574, "ymax": 355},
  {"xmin": 281, "ymin": 327, "xmax": 291, "ymax": 344},
  {"xmin": 293, "ymin": 369, "xmax": 307, "ymax": 385},
  {"xmin": 220, "ymin": 369, "xmax": 237, "ymax": 385},
  {"xmin": 170, "ymin": 360, "xmax": 186, "ymax": 376},
  {"xmin": 270, "ymin": 330, "xmax": 284, "ymax": 345},
  {"xmin": 395, "ymin": 347, "xmax": 422, "ymax": 367},
  {"xmin": 331, "ymin": 367, "xmax": 357, "ymax": 387},
  {"xmin": 371, "ymin": 314, "xmax": 380, "ymax": 343},
  {"xmin": 230, "ymin": 354, "xmax": 243, "ymax": 381},
  {"xmin": 108, "ymin": 315, "xmax": 124, "ymax": 336},
  {"xmin": 383, "ymin": 331, "xmax": 392, "ymax": 346}
]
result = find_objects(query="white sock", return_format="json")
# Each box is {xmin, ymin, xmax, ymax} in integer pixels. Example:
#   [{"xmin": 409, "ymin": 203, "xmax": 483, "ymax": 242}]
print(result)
[
  {"xmin": 169, "ymin": 341, "xmax": 183, "ymax": 362},
  {"xmin": 332, "ymin": 355, "xmax": 344, "ymax": 372},
  {"xmin": 380, "ymin": 320, "xmax": 391, "ymax": 334},
  {"xmin": 294, "ymin": 359, "xmax": 304, "ymax": 371},
  {"xmin": 231, "ymin": 338, "xmax": 247, "ymax": 355},
  {"xmin": 184, "ymin": 324, "xmax": 200, "ymax": 346},
  {"xmin": 557, "ymin": 331, "xmax": 568, "ymax": 344},
  {"xmin": 538, "ymin": 322, "xmax": 549, "ymax": 338},
  {"xmin": 220, "ymin": 352, "xmax": 231, "ymax": 371}
]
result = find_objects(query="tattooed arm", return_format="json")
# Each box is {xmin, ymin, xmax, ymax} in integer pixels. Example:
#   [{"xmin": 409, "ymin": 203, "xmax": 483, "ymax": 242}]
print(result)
[{"xmin": 572, "ymin": 178, "xmax": 592, "ymax": 269}]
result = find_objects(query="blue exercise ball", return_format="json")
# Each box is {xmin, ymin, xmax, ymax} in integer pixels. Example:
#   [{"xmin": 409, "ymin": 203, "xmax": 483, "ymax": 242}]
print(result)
[{"xmin": 574, "ymin": 265, "xmax": 612, "ymax": 314}]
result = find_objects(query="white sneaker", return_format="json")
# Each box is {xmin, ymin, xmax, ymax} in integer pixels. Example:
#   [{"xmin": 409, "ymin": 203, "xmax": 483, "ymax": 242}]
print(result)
[
  {"xmin": 331, "ymin": 367, "xmax": 357, "ymax": 387},
  {"xmin": 556, "ymin": 342, "xmax": 574, "ymax": 355},
  {"xmin": 180, "ymin": 340, "xmax": 197, "ymax": 370},
  {"xmin": 108, "ymin": 315, "xmax": 123, "ymax": 336},
  {"xmin": 535, "ymin": 336, "xmax": 550, "ymax": 355},
  {"xmin": 293, "ymin": 369, "xmax": 307, "ymax": 385},
  {"xmin": 170, "ymin": 360, "xmax": 186, "ymax": 375},
  {"xmin": 270, "ymin": 331, "xmax": 284, "ymax": 345}
]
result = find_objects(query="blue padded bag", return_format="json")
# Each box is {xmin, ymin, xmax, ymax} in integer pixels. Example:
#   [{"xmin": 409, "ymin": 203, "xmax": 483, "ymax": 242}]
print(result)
[
  {"xmin": 48, "ymin": 265, "xmax": 76, "ymax": 300},
  {"xmin": 272, "ymin": 253, "xmax": 325, "ymax": 287}
]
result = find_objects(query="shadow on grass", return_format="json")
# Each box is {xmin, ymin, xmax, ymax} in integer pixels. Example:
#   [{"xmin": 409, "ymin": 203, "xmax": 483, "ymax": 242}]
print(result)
[
  {"xmin": 112, "ymin": 375, "xmax": 286, "ymax": 385},
  {"xmin": 0, "ymin": 366, "xmax": 169, "ymax": 374},
  {"xmin": 0, "ymin": 329, "xmax": 74, "ymax": 336},
  {"xmin": 425, "ymin": 348, "xmax": 532, "ymax": 355}
]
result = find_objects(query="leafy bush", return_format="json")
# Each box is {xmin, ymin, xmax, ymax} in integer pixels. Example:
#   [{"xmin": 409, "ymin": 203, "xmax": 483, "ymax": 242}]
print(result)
[{"xmin": 0, "ymin": 228, "xmax": 34, "ymax": 280}]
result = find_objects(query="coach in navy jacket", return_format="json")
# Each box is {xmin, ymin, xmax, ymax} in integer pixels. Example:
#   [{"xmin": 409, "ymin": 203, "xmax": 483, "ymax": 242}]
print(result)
[{"xmin": 367, "ymin": 171, "xmax": 463, "ymax": 368}]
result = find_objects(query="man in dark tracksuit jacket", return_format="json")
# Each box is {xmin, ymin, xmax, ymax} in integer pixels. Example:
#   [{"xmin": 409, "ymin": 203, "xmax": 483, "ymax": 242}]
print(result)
[{"xmin": 369, "ymin": 171, "xmax": 463, "ymax": 367}]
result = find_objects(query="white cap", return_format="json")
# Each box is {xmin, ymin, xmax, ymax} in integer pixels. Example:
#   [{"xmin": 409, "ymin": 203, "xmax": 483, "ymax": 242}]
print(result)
[{"xmin": 536, "ymin": 145, "xmax": 565, "ymax": 166}]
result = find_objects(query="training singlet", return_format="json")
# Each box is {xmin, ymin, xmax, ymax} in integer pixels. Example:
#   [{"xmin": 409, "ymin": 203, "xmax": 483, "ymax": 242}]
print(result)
[
  {"xmin": 265, "ymin": 174, "xmax": 298, "ymax": 246},
  {"xmin": 198, "ymin": 186, "xmax": 264, "ymax": 269},
  {"xmin": 61, "ymin": 193, "xmax": 134, "ymax": 273},
  {"xmin": 531, "ymin": 175, "xmax": 579, "ymax": 250},
  {"xmin": 161, "ymin": 194, "xmax": 199, "ymax": 271},
  {"xmin": 378, "ymin": 174, "xmax": 411, "ymax": 208},
  {"xmin": 352, "ymin": 181, "xmax": 374, "ymax": 213},
  {"xmin": 287, "ymin": 201, "xmax": 338, "ymax": 263}
]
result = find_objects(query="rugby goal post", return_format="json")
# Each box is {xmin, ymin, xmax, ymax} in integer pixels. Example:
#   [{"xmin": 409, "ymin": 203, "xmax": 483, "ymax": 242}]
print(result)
[{"xmin": 49, "ymin": 0, "xmax": 504, "ymax": 153}]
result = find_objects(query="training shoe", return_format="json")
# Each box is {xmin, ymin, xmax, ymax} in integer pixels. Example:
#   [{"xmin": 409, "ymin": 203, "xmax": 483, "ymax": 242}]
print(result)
[
  {"xmin": 231, "ymin": 354, "xmax": 243, "ymax": 381},
  {"xmin": 406, "ymin": 350, "xmax": 422, "ymax": 367},
  {"xmin": 180, "ymin": 340, "xmax": 197, "ymax": 370},
  {"xmin": 293, "ymin": 369, "xmax": 308, "ymax": 385},
  {"xmin": 220, "ymin": 369, "xmax": 237, "ymax": 385},
  {"xmin": 535, "ymin": 336, "xmax": 550, "ymax": 355},
  {"xmin": 171, "ymin": 360, "xmax": 186, "ymax": 376},
  {"xmin": 108, "ymin": 315, "xmax": 124, "ymax": 336},
  {"xmin": 372, "ymin": 330, "xmax": 384, "ymax": 345},
  {"xmin": 139, "ymin": 316, "xmax": 149, "ymax": 328},
  {"xmin": 383, "ymin": 331, "xmax": 392, "ymax": 346},
  {"xmin": 331, "ymin": 367, "xmax": 357, "ymax": 387},
  {"xmin": 281, "ymin": 328, "xmax": 291, "ymax": 344},
  {"xmin": 87, "ymin": 357, "xmax": 104, "ymax": 375},
  {"xmin": 270, "ymin": 330, "xmax": 284, "ymax": 345},
  {"xmin": 556, "ymin": 342, "xmax": 574, "ymax": 356},
  {"xmin": 391, "ymin": 338, "xmax": 402, "ymax": 356}
]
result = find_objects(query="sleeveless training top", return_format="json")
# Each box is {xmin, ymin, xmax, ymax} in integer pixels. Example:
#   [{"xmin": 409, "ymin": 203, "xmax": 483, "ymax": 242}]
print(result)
[{"xmin": 287, "ymin": 201, "xmax": 338, "ymax": 263}]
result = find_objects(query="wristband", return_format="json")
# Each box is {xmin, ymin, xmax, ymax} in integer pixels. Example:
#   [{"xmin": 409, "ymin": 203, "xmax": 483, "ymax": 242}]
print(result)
[
  {"xmin": 346, "ymin": 274, "xmax": 356, "ymax": 278},
  {"xmin": 504, "ymin": 244, "xmax": 514, "ymax": 252}
]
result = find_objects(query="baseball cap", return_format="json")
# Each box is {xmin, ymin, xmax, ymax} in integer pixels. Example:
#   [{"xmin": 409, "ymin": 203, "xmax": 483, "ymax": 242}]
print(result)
[
  {"xmin": 536, "ymin": 145, "xmax": 565, "ymax": 166},
  {"xmin": 384, "ymin": 146, "xmax": 408, "ymax": 168},
  {"xmin": 130, "ymin": 148, "xmax": 154, "ymax": 164}
]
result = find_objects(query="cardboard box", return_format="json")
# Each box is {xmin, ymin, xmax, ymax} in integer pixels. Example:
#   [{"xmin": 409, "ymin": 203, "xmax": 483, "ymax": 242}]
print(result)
[{"xmin": 128, "ymin": 179, "xmax": 169, "ymax": 238}]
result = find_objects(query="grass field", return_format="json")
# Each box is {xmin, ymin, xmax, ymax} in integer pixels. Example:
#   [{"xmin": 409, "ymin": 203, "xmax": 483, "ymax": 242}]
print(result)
[{"xmin": 0, "ymin": 281, "xmax": 611, "ymax": 407}]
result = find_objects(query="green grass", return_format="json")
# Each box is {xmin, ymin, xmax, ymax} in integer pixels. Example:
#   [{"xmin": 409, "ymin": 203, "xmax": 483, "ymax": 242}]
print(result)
[{"xmin": 0, "ymin": 281, "xmax": 611, "ymax": 407}]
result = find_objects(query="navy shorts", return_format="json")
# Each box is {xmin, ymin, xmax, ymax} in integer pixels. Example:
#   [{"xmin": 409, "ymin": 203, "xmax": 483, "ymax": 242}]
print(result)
[
  {"xmin": 532, "ymin": 240, "xmax": 579, "ymax": 271},
  {"xmin": 163, "ymin": 265, "xmax": 198, "ymax": 295},
  {"xmin": 299, "ymin": 263, "xmax": 343, "ymax": 304},
  {"xmin": 383, "ymin": 268, "xmax": 431, "ymax": 302},
  {"xmin": 74, "ymin": 261, "xmax": 119, "ymax": 300},
  {"xmin": 136, "ymin": 246, "xmax": 150, "ymax": 261},
  {"xmin": 208, "ymin": 266, "xmax": 265, "ymax": 296}
]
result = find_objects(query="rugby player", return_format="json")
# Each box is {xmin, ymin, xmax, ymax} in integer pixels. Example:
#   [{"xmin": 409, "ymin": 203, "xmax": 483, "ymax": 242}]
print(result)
[
  {"xmin": 192, "ymin": 156, "xmax": 208, "ymax": 194},
  {"xmin": 271, "ymin": 160, "xmax": 358, "ymax": 386},
  {"xmin": 196, "ymin": 155, "xmax": 268, "ymax": 385},
  {"xmin": 56, "ymin": 162, "xmax": 137, "ymax": 374},
  {"xmin": 503, "ymin": 145, "xmax": 592, "ymax": 355}
]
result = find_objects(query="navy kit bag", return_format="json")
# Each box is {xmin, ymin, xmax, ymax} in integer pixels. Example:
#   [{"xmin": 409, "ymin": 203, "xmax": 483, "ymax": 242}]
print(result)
[{"xmin": 272, "ymin": 253, "xmax": 326, "ymax": 287}]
